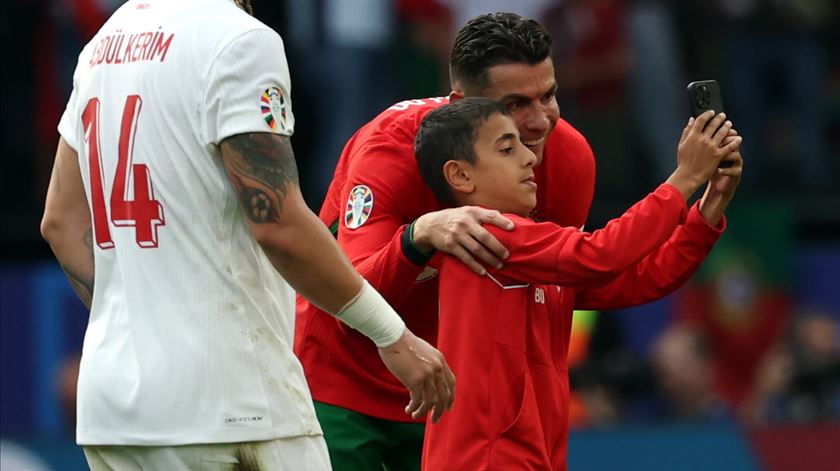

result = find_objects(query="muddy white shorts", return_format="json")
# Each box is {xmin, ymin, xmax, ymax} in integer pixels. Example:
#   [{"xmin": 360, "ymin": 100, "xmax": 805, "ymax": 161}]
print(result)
[{"xmin": 83, "ymin": 435, "xmax": 331, "ymax": 470}]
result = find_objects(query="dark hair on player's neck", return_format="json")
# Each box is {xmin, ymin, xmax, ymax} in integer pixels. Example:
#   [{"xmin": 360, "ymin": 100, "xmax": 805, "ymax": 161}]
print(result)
[
  {"xmin": 415, "ymin": 98, "xmax": 510, "ymax": 206},
  {"xmin": 450, "ymin": 12, "xmax": 552, "ymax": 94},
  {"xmin": 234, "ymin": 0, "xmax": 253, "ymax": 15}
]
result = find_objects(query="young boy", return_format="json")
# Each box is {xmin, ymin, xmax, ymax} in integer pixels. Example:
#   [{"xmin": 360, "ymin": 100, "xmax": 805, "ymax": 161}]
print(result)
[{"xmin": 414, "ymin": 98, "xmax": 742, "ymax": 470}]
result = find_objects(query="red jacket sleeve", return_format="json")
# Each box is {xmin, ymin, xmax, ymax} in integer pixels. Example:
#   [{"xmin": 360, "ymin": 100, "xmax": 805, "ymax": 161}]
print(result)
[
  {"xmin": 335, "ymin": 138, "xmax": 440, "ymax": 306},
  {"xmin": 487, "ymin": 184, "xmax": 688, "ymax": 287},
  {"xmin": 574, "ymin": 201, "xmax": 725, "ymax": 310}
]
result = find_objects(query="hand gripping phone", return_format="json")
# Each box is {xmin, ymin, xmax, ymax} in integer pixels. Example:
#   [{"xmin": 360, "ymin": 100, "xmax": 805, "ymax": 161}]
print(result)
[{"xmin": 687, "ymin": 80, "xmax": 732, "ymax": 168}]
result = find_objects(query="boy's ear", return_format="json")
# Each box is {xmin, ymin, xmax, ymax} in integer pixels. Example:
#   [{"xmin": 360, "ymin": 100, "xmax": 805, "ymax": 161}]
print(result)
[
  {"xmin": 448, "ymin": 90, "xmax": 464, "ymax": 102},
  {"xmin": 443, "ymin": 160, "xmax": 475, "ymax": 195}
]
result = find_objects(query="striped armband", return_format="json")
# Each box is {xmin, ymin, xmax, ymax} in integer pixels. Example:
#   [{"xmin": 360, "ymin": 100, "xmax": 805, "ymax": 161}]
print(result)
[{"xmin": 336, "ymin": 280, "xmax": 406, "ymax": 348}]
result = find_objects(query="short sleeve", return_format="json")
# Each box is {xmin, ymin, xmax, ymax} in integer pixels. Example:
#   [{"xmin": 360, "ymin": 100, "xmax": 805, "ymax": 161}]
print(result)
[
  {"xmin": 57, "ymin": 38, "xmax": 95, "ymax": 152},
  {"xmin": 203, "ymin": 28, "xmax": 295, "ymax": 145},
  {"xmin": 57, "ymin": 84, "xmax": 81, "ymax": 151}
]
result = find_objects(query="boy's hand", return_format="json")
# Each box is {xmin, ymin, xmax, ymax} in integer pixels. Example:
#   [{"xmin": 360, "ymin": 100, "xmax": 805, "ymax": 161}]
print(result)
[
  {"xmin": 667, "ymin": 111, "xmax": 741, "ymax": 201},
  {"xmin": 699, "ymin": 137, "xmax": 744, "ymax": 226},
  {"xmin": 708, "ymin": 136, "xmax": 743, "ymax": 198},
  {"xmin": 412, "ymin": 207, "xmax": 514, "ymax": 275}
]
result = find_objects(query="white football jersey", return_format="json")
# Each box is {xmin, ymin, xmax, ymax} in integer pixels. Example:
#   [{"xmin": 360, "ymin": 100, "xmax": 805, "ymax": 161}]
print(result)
[{"xmin": 58, "ymin": 0, "xmax": 320, "ymax": 445}]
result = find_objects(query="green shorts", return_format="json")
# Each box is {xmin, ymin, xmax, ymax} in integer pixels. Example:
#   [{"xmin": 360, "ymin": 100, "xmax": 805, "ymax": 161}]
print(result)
[{"xmin": 314, "ymin": 401, "xmax": 425, "ymax": 471}]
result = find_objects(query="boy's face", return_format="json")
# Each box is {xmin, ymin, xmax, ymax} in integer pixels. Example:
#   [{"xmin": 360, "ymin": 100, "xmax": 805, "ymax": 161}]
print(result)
[{"xmin": 465, "ymin": 113, "xmax": 538, "ymax": 217}]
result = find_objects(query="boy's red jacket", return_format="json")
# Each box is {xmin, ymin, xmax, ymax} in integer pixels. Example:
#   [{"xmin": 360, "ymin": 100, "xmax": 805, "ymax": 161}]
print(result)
[
  {"xmin": 424, "ymin": 184, "xmax": 715, "ymax": 470},
  {"xmin": 294, "ymin": 97, "xmax": 723, "ymax": 423}
]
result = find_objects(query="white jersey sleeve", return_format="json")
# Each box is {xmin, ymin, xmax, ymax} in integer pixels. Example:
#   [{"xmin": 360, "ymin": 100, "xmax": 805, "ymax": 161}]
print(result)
[
  {"xmin": 204, "ymin": 28, "xmax": 295, "ymax": 144},
  {"xmin": 57, "ymin": 61, "xmax": 83, "ymax": 152}
]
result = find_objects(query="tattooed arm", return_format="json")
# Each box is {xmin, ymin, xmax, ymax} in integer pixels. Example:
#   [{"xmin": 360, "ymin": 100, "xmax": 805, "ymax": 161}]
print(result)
[
  {"xmin": 220, "ymin": 132, "xmax": 362, "ymax": 312},
  {"xmin": 220, "ymin": 132, "xmax": 456, "ymax": 422},
  {"xmin": 42, "ymin": 138, "xmax": 94, "ymax": 309}
]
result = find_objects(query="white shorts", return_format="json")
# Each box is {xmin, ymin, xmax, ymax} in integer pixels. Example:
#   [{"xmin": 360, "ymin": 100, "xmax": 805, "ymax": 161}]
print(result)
[{"xmin": 82, "ymin": 436, "xmax": 331, "ymax": 470}]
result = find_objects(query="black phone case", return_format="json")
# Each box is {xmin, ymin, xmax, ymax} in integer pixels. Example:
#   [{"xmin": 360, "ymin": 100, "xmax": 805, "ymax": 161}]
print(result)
[
  {"xmin": 687, "ymin": 80, "xmax": 725, "ymax": 116},
  {"xmin": 687, "ymin": 80, "xmax": 731, "ymax": 168}
]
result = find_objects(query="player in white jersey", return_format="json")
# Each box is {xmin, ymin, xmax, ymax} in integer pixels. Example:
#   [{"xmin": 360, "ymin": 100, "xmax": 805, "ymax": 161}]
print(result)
[{"xmin": 40, "ymin": 0, "xmax": 455, "ymax": 468}]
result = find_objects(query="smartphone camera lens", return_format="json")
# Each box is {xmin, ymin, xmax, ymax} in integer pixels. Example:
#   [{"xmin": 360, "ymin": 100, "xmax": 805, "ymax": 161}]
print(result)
[{"xmin": 695, "ymin": 92, "xmax": 709, "ymax": 108}]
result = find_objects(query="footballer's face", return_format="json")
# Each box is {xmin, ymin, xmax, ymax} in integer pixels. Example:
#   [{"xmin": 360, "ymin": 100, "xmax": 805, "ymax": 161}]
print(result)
[
  {"xmin": 462, "ymin": 113, "xmax": 538, "ymax": 217},
  {"xmin": 471, "ymin": 58, "xmax": 559, "ymax": 165}
]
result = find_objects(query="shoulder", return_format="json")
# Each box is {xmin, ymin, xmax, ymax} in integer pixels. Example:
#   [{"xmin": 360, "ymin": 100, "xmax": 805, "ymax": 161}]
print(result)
[
  {"xmin": 203, "ymin": 0, "xmax": 274, "ymax": 34},
  {"xmin": 482, "ymin": 214, "xmax": 541, "ymax": 244},
  {"xmin": 546, "ymin": 117, "xmax": 592, "ymax": 154},
  {"xmin": 217, "ymin": 22, "xmax": 283, "ymax": 57},
  {"xmin": 549, "ymin": 117, "xmax": 587, "ymax": 143},
  {"xmin": 193, "ymin": 2, "xmax": 284, "ymax": 66},
  {"xmin": 484, "ymin": 214, "xmax": 579, "ymax": 252},
  {"xmin": 385, "ymin": 96, "xmax": 450, "ymax": 115},
  {"xmin": 347, "ymin": 97, "xmax": 449, "ymax": 167},
  {"xmin": 367, "ymin": 97, "xmax": 449, "ymax": 141}
]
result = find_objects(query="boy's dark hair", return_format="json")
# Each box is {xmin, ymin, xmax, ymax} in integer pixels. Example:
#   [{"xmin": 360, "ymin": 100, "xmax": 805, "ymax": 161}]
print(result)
[
  {"xmin": 450, "ymin": 12, "xmax": 552, "ymax": 93},
  {"xmin": 415, "ymin": 98, "xmax": 510, "ymax": 206}
]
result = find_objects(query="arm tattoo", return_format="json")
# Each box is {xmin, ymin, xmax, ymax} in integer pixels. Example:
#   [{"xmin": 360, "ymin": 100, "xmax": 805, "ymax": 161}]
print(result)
[
  {"xmin": 221, "ymin": 133, "xmax": 300, "ymax": 224},
  {"xmin": 61, "ymin": 228, "xmax": 95, "ymax": 309},
  {"xmin": 61, "ymin": 266, "xmax": 93, "ymax": 309}
]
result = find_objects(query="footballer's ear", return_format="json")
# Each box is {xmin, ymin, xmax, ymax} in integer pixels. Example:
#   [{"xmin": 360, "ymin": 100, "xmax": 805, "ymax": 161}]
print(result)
[
  {"xmin": 448, "ymin": 90, "xmax": 464, "ymax": 103},
  {"xmin": 443, "ymin": 160, "xmax": 475, "ymax": 195}
]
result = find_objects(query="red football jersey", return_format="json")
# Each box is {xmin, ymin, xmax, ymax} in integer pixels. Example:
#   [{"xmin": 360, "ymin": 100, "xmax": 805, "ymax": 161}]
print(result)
[
  {"xmin": 295, "ymin": 98, "xmax": 450, "ymax": 422},
  {"xmin": 424, "ymin": 185, "xmax": 691, "ymax": 470}
]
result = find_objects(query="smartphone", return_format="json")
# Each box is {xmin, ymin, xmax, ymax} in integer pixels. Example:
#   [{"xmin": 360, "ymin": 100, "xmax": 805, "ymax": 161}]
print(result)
[{"xmin": 686, "ymin": 80, "xmax": 731, "ymax": 168}]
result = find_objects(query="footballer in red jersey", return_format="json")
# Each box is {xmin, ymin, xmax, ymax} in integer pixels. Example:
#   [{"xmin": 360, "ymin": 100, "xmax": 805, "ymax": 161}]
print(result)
[
  {"xmin": 415, "ymin": 98, "xmax": 742, "ymax": 470},
  {"xmin": 295, "ymin": 12, "xmax": 741, "ymax": 470}
]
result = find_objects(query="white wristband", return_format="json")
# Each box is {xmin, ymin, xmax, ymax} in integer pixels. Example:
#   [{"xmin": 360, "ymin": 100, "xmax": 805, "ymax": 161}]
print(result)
[{"xmin": 336, "ymin": 280, "xmax": 406, "ymax": 348}]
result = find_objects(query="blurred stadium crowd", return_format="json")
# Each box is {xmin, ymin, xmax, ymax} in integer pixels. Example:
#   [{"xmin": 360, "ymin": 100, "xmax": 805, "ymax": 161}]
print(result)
[{"xmin": 1, "ymin": 0, "xmax": 839, "ymax": 469}]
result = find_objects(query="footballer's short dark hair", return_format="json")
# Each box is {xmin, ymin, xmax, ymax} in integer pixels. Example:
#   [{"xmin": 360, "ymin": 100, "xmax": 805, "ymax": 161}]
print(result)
[
  {"xmin": 450, "ymin": 12, "xmax": 552, "ymax": 93},
  {"xmin": 234, "ymin": 0, "xmax": 253, "ymax": 14},
  {"xmin": 415, "ymin": 98, "xmax": 510, "ymax": 206}
]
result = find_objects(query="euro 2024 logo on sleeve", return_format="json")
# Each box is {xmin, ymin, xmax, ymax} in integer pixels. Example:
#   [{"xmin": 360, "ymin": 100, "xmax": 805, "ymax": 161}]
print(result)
[
  {"xmin": 345, "ymin": 185, "xmax": 373, "ymax": 229},
  {"xmin": 260, "ymin": 87, "xmax": 287, "ymax": 132}
]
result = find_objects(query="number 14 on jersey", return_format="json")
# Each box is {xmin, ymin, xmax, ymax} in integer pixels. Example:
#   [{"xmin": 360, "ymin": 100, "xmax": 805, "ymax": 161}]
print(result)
[{"xmin": 82, "ymin": 95, "xmax": 165, "ymax": 249}]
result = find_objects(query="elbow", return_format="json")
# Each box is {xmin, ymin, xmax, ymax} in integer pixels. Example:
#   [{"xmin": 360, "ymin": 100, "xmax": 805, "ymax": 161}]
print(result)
[
  {"xmin": 251, "ymin": 221, "xmax": 285, "ymax": 248},
  {"xmin": 250, "ymin": 196, "xmax": 316, "ymax": 259},
  {"xmin": 250, "ymin": 222, "xmax": 296, "ymax": 263},
  {"xmin": 40, "ymin": 209, "xmax": 81, "ymax": 249},
  {"xmin": 40, "ymin": 212, "xmax": 62, "ymax": 245}
]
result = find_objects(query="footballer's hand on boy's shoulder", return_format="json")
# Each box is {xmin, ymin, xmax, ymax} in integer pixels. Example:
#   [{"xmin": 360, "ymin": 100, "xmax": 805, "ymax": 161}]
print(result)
[{"xmin": 413, "ymin": 207, "xmax": 513, "ymax": 275}]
